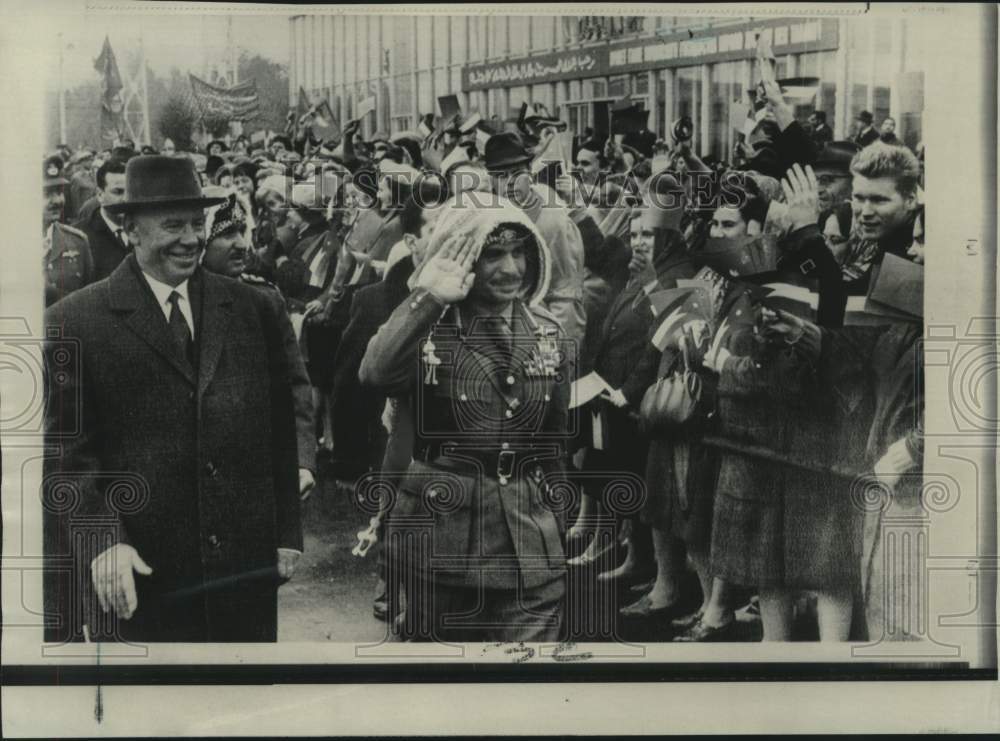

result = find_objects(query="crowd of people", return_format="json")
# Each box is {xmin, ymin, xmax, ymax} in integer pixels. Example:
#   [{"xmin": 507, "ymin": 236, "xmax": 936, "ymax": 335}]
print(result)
[{"xmin": 42, "ymin": 77, "xmax": 926, "ymax": 645}]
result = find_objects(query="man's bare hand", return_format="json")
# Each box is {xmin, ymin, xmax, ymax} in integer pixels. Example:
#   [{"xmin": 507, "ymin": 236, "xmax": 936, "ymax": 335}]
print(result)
[
  {"xmin": 414, "ymin": 233, "xmax": 477, "ymax": 304},
  {"xmin": 873, "ymin": 438, "xmax": 915, "ymax": 492},
  {"xmin": 277, "ymin": 548, "xmax": 301, "ymax": 579},
  {"xmin": 781, "ymin": 163, "xmax": 821, "ymax": 231},
  {"xmin": 299, "ymin": 468, "xmax": 316, "ymax": 500},
  {"xmin": 760, "ymin": 79, "xmax": 795, "ymax": 130},
  {"xmin": 90, "ymin": 543, "xmax": 153, "ymax": 620}
]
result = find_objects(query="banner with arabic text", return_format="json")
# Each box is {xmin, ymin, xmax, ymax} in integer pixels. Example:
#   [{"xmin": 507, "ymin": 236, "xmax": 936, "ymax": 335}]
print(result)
[
  {"xmin": 189, "ymin": 74, "xmax": 260, "ymax": 122},
  {"xmin": 462, "ymin": 48, "xmax": 609, "ymax": 91}
]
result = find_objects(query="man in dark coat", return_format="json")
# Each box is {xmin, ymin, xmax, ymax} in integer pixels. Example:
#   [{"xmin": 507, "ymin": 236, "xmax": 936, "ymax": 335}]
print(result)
[
  {"xmin": 807, "ymin": 110, "xmax": 834, "ymax": 152},
  {"xmin": 43, "ymin": 155, "xmax": 302, "ymax": 643},
  {"xmin": 328, "ymin": 176, "xmax": 447, "ymax": 481},
  {"xmin": 854, "ymin": 111, "xmax": 880, "ymax": 148},
  {"xmin": 73, "ymin": 157, "xmax": 131, "ymax": 282}
]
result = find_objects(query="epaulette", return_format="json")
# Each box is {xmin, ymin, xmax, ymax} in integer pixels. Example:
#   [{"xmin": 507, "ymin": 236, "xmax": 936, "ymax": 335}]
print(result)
[
  {"xmin": 240, "ymin": 272, "xmax": 278, "ymax": 291},
  {"xmin": 55, "ymin": 222, "xmax": 88, "ymax": 240},
  {"xmin": 526, "ymin": 303, "xmax": 563, "ymax": 336}
]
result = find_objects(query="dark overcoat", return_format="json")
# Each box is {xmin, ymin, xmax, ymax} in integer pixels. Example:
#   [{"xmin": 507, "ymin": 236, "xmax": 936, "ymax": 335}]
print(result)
[
  {"xmin": 73, "ymin": 204, "xmax": 130, "ymax": 283},
  {"xmin": 43, "ymin": 255, "xmax": 301, "ymax": 643}
]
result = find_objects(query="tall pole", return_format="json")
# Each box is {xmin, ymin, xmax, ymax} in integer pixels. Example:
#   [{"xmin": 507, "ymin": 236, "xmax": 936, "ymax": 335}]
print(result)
[
  {"xmin": 228, "ymin": 16, "xmax": 237, "ymax": 85},
  {"xmin": 58, "ymin": 32, "xmax": 67, "ymax": 144},
  {"xmin": 139, "ymin": 32, "xmax": 151, "ymax": 145}
]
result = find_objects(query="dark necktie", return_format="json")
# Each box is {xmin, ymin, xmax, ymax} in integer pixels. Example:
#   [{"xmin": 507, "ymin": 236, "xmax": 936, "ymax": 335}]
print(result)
[
  {"xmin": 167, "ymin": 291, "xmax": 194, "ymax": 365},
  {"xmin": 115, "ymin": 228, "xmax": 128, "ymax": 249}
]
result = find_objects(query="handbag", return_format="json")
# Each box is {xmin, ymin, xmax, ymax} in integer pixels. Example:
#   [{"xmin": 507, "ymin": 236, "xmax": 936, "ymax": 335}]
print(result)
[{"xmin": 638, "ymin": 333, "xmax": 710, "ymax": 436}]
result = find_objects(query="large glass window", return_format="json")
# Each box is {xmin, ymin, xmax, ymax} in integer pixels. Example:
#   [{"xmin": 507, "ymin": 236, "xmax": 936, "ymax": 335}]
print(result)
[
  {"xmin": 797, "ymin": 50, "xmax": 837, "ymax": 129},
  {"xmin": 846, "ymin": 17, "xmax": 874, "ymax": 127},
  {"xmin": 433, "ymin": 16, "xmax": 449, "ymax": 68},
  {"xmin": 434, "ymin": 68, "xmax": 450, "ymax": 101},
  {"xmin": 531, "ymin": 84, "xmax": 554, "ymax": 113},
  {"xmin": 344, "ymin": 16, "xmax": 356, "ymax": 86},
  {"xmin": 416, "ymin": 16, "xmax": 433, "ymax": 69},
  {"xmin": 587, "ymin": 78, "xmax": 607, "ymax": 99},
  {"xmin": 608, "ymin": 75, "xmax": 629, "ymax": 98},
  {"xmin": 491, "ymin": 16, "xmax": 507, "ymax": 58},
  {"xmin": 566, "ymin": 103, "xmax": 591, "ymax": 136},
  {"xmin": 450, "ymin": 16, "xmax": 468, "ymax": 65},
  {"xmin": 509, "ymin": 17, "xmax": 530, "ymax": 55},
  {"xmin": 709, "ymin": 61, "xmax": 741, "ymax": 163},
  {"xmin": 509, "ymin": 85, "xmax": 530, "ymax": 110},
  {"xmin": 532, "ymin": 16, "xmax": 555, "ymax": 51},
  {"xmin": 391, "ymin": 16, "xmax": 412, "ymax": 78},
  {"xmin": 469, "ymin": 15, "xmax": 486, "ymax": 61},
  {"xmin": 674, "ymin": 66, "xmax": 700, "ymax": 151}
]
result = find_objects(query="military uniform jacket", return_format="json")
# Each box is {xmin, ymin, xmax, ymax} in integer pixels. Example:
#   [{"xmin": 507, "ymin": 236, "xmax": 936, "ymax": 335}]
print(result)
[
  {"xmin": 44, "ymin": 222, "xmax": 93, "ymax": 306},
  {"xmin": 359, "ymin": 289, "xmax": 571, "ymax": 590}
]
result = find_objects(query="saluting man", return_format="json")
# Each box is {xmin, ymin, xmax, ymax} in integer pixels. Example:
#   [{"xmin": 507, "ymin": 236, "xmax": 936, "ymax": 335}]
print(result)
[
  {"xmin": 44, "ymin": 155, "xmax": 303, "ymax": 643},
  {"xmin": 359, "ymin": 192, "xmax": 572, "ymax": 643}
]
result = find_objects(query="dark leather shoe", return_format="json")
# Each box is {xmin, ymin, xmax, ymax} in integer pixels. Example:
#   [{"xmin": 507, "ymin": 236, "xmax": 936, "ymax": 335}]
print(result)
[
  {"xmin": 672, "ymin": 617, "xmax": 736, "ymax": 642},
  {"xmin": 619, "ymin": 594, "xmax": 684, "ymax": 620},
  {"xmin": 373, "ymin": 599, "xmax": 390, "ymax": 622}
]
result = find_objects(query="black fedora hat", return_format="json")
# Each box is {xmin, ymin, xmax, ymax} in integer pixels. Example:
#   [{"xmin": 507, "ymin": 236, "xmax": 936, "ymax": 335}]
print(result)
[
  {"xmin": 106, "ymin": 155, "xmax": 226, "ymax": 214},
  {"xmin": 814, "ymin": 140, "xmax": 860, "ymax": 171},
  {"xmin": 483, "ymin": 132, "xmax": 532, "ymax": 173}
]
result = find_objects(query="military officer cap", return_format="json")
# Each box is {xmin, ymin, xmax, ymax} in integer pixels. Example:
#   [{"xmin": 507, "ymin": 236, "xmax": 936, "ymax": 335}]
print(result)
[
  {"xmin": 44, "ymin": 155, "xmax": 69, "ymax": 187},
  {"xmin": 69, "ymin": 149, "xmax": 95, "ymax": 166}
]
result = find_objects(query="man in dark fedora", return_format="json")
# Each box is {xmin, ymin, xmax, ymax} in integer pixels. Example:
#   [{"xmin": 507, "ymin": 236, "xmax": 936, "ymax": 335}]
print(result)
[
  {"xmin": 854, "ymin": 110, "xmax": 879, "ymax": 148},
  {"xmin": 813, "ymin": 141, "xmax": 860, "ymax": 213},
  {"xmin": 43, "ymin": 155, "xmax": 303, "ymax": 643},
  {"xmin": 484, "ymin": 132, "xmax": 587, "ymax": 350}
]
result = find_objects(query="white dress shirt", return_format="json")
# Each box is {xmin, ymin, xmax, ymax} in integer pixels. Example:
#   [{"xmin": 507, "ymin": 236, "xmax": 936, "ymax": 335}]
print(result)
[
  {"xmin": 101, "ymin": 208, "xmax": 129, "ymax": 246},
  {"xmin": 141, "ymin": 272, "xmax": 195, "ymax": 339}
]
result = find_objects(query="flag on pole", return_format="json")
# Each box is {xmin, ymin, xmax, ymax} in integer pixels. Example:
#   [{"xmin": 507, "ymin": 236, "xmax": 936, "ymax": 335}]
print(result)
[
  {"xmin": 356, "ymin": 95, "xmax": 377, "ymax": 121},
  {"xmin": 310, "ymin": 99, "xmax": 340, "ymax": 142},
  {"xmin": 94, "ymin": 36, "xmax": 125, "ymax": 146},
  {"xmin": 530, "ymin": 130, "xmax": 574, "ymax": 175},
  {"xmin": 189, "ymin": 74, "xmax": 261, "ymax": 122},
  {"xmin": 296, "ymin": 87, "xmax": 311, "ymax": 121},
  {"xmin": 776, "ymin": 77, "xmax": 821, "ymax": 102}
]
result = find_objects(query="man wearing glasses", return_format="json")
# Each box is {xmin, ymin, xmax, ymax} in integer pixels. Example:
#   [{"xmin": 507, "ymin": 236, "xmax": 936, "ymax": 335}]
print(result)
[{"xmin": 813, "ymin": 141, "xmax": 860, "ymax": 212}]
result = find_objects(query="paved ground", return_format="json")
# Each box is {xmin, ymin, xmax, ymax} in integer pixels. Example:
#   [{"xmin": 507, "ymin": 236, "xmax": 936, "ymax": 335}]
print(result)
[
  {"xmin": 276, "ymin": 471, "xmax": 770, "ymax": 643},
  {"xmin": 278, "ymin": 475, "xmax": 387, "ymax": 643}
]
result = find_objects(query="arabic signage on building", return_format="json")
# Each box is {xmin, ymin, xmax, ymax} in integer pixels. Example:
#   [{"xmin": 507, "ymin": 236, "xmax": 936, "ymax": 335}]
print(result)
[
  {"xmin": 462, "ymin": 48, "xmax": 610, "ymax": 91},
  {"xmin": 607, "ymin": 18, "xmax": 840, "ymax": 73},
  {"xmin": 461, "ymin": 18, "xmax": 839, "ymax": 91}
]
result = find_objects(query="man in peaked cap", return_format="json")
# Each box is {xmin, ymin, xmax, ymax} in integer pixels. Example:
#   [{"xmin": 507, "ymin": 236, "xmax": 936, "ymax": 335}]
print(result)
[
  {"xmin": 43, "ymin": 155, "xmax": 303, "ymax": 643},
  {"xmin": 43, "ymin": 155, "xmax": 93, "ymax": 306}
]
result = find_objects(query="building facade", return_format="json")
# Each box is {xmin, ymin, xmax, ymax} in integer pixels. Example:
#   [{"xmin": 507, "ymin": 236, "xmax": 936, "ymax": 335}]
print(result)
[{"xmin": 289, "ymin": 13, "xmax": 928, "ymax": 160}]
